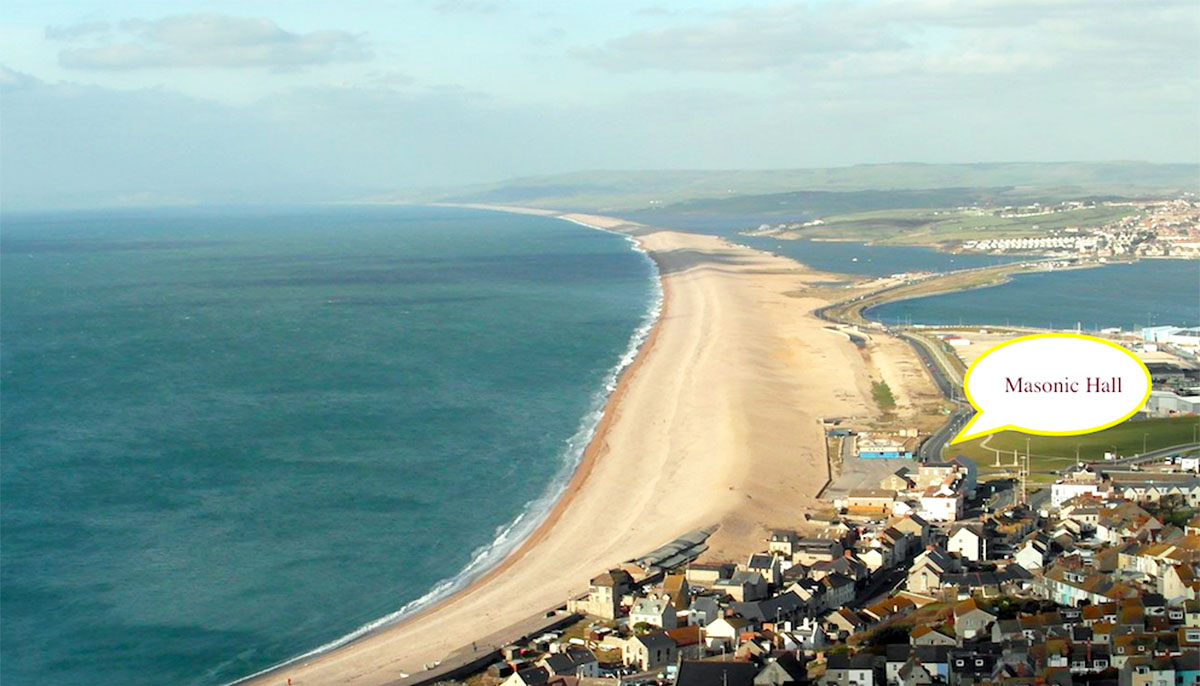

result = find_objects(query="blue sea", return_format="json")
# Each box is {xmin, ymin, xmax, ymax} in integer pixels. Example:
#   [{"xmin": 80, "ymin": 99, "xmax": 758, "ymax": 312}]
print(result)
[
  {"xmin": 865, "ymin": 259, "xmax": 1200, "ymax": 330},
  {"xmin": 0, "ymin": 206, "xmax": 659, "ymax": 686}
]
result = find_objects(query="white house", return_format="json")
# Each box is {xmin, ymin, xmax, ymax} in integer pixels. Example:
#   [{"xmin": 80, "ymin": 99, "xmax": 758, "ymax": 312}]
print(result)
[
  {"xmin": 703, "ymin": 617, "xmax": 750, "ymax": 652},
  {"xmin": 630, "ymin": 597, "xmax": 677, "ymax": 630},
  {"xmin": 1014, "ymin": 539, "xmax": 1048, "ymax": 570},
  {"xmin": 786, "ymin": 616, "xmax": 826, "ymax": 653},
  {"xmin": 948, "ymin": 524, "xmax": 986, "ymax": 562},
  {"xmin": 1051, "ymin": 468, "xmax": 1105, "ymax": 508},
  {"xmin": 919, "ymin": 485, "xmax": 963, "ymax": 522}
]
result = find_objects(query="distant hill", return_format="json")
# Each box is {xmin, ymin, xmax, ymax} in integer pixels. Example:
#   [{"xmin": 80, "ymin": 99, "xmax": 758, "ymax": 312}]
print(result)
[{"xmin": 377, "ymin": 162, "xmax": 1199, "ymax": 214}]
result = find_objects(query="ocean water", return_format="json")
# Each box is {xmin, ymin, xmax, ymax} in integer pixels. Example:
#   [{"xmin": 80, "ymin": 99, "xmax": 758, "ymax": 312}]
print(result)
[
  {"xmin": 0, "ymin": 206, "xmax": 658, "ymax": 686},
  {"xmin": 622, "ymin": 212, "xmax": 1022, "ymax": 276},
  {"xmin": 865, "ymin": 259, "xmax": 1200, "ymax": 330}
]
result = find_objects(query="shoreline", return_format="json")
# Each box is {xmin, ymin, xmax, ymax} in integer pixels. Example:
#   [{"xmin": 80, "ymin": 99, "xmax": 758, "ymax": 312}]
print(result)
[
  {"xmin": 235, "ymin": 209, "xmax": 668, "ymax": 685},
  {"xmin": 240, "ymin": 204, "xmax": 920, "ymax": 686}
]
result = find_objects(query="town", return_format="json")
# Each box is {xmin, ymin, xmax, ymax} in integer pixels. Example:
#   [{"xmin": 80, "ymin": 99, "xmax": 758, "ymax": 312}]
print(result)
[
  {"xmin": 958, "ymin": 199, "xmax": 1200, "ymax": 258},
  {"xmin": 411, "ymin": 325, "xmax": 1200, "ymax": 686},
  {"xmin": 431, "ymin": 454, "xmax": 1198, "ymax": 686}
]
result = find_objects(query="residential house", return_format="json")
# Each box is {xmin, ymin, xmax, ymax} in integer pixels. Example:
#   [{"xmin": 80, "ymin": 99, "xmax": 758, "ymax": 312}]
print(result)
[
  {"xmin": 845, "ymin": 489, "xmax": 896, "ymax": 516},
  {"xmin": 855, "ymin": 546, "xmax": 890, "ymax": 575},
  {"xmin": 824, "ymin": 607, "xmax": 868, "ymax": 638},
  {"xmin": 688, "ymin": 595, "xmax": 721, "ymax": 627},
  {"xmin": 880, "ymin": 468, "xmax": 915, "ymax": 492},
  {"xmin": 1051, "ymin": 467, "xmax": 1106, "ymax": 507},
  {"xmin": 895, "ymin": 658, "xmax": 935, "ymax": 686},
  {"xmin": 820, "ymin": 573, "xmax": 856, "ymax": 609},
  {"xmin": 785, "ymin": 578, "xmax": 826, "ymax": 613},
  {"xmin": 1014, "ymin": 538, "xmax": 1048, "ymax": 570},
  {"xmin": 630, "ymin": 596, "xmax": 678, "ymax": 630},
  {"xmin": 949, "ymin": 647, "xmax": 1000, "ymax": 685},
  {"xmin": 573, "ymin": 569, "xmax": 633, "ymax": 620},
  {"xmin": 664, "ymin": 626, "xmax": 706, "ymax": 661},
  {"xmin": 907, "ymin": 547, "xmax": 959, "ymax": 595},
  {"xmin": 948, "ymin": 524, "xmax": 986, "ymax": 563},
  {"xmin": 911, "ymin": 626, "xmax": 956, "ymax": 646},
  {"xmin": 754, "ymin": 653, "xmax": 808, "ymax": 686},
  {"xmin": 954, "ymin": 598, "xmax": 996, "ymax": 642},
  {"xmin": 1120, "ymin": 653, "xmax": 1200, "ymax": 686},
  {"xmin": 821, "ymin": 653, "xmax": 884, "ymax": 686},
  {"xmin": 793, "ymin": 538, "xmax": 845, "ymax": 566},
  {"xmin": 808, "ymin": 556, "xmax": 869, "ymax": 584},
  {"xmin": 731, "ymin": 592, "xmax": 805, "ymax": 628},
  {"xmin": 919, "ymin": 483, "xmax": 964, "ymax": 522},
  {"xmin": 745, "ymin": 553, "xmax": 784, "ymax": 587},
  {"xmin": 703, "ymin": 617, "xmax": 750, "ymax": 652},
  {"xmin": 885, "ymin": 646, "xmax": 952, "ymax": 685},
  {"xmin": 787, "ymin": 616, "xmax": 826, "ymax": 654},
  {"xmin": 768, "ymin": 531, "xmax": 801, "ymax": 557},
  {"xmin": 686, "ymin": 563, "xmax": 735, "ymax": 588},
  {"xmin": 921, "ymin": 457, "xmax": 977, "ymax": 497},
  {"xmin": 714, "ymin": 571, "xmax": 769, "ymax": 602},
  {"xmin": 677, "ymin": 660, "xmax": 757, "ymax": 686},
  {"xmin": 501, "ymin": 667, "xmax": 555, "ymax": 686},
  {"xmin": 540, "ymin": 647, "xmax": 600, "ymax": 678},
  {"xmin": 622, "ymin": 632, "xmax": 677, "ymax": 671},
  {"xmin": 862, "ymin": 596, "xmax": 916, "ymax": 624},
  {"xmin": 889, "ymin": 514, "xmax": 932, "ymax": 547},
  {"xmin": 663, "ymin": 574, "xmax": 691, "ymax": 610}
]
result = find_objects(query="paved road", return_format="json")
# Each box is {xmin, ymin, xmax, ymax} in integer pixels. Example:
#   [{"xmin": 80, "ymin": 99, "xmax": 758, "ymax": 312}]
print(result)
[
  {"xmin": 897, "ymin": 332, "xmax": 976, "ymax": 462},
  {"xmin": 850, "ymin": 567, "xmax": 908, "ymax": 609},
  {"xmin": 814, "ymin": 299, "xmax": 973, "ymax": 465},
  {"xmin": 1101, "ymin": 441, "xmax": 1200, "ymax": 467}
]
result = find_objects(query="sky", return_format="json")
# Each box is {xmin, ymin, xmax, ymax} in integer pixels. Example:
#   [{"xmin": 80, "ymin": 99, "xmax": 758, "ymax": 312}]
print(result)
[{"xmin": 2, "ymin": 0, "xmax": 1198, "ymax": 209}]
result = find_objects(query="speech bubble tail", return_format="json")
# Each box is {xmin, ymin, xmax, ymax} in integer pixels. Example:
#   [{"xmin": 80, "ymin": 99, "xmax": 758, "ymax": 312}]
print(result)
[{"xmin": 949, "ymin": 411, "xmax": 1008, "ymax": 445}]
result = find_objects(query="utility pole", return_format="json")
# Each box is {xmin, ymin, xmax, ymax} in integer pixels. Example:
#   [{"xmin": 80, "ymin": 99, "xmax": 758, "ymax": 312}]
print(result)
[{"xmin": 1018, "ymin": 438, "xmax": 1031, "ymax": 507}]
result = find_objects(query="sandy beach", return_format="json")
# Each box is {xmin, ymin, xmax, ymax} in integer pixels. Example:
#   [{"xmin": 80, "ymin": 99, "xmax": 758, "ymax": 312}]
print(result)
[{"xmin": 246, "ymin": 209, "xmax": 930, "ymax": 686}]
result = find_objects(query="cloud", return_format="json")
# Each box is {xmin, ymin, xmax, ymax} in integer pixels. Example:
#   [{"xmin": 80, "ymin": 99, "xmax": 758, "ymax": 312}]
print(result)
[
  {"xmin": 574, "ymin": 4, "xmax": 912, "ymax": 73},
  {"xmin": 56, "ymin": 13, "xmax": 371, "ymax": 70},
  {"xmin": 575, "ymin": 0, "xmax": 1198, "ymax": 82},
  {"xmin": 430, "ymin": 0, "xmax": 504, "ymax": 14},
  {"xmin": 45, "ymin": 20, "xmax": 111, "ymax": 41},
  {"xmin": 0, "ymin": 65, "xmax": 41, "ymax": 91}
]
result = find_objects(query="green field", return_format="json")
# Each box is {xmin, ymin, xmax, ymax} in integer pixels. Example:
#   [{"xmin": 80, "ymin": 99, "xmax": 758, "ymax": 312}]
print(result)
[
  {"xmin": 953, "ymin": 416, "xmax": 1200, "ymax": 476},
  {"xmin": 798, "ymin": 204, "xmax": 1140, "ymax": 245}
]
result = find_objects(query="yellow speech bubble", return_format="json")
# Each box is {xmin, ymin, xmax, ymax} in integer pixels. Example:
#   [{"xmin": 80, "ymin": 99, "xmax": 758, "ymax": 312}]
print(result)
[{"xmin": 950, "ymin": 333, "xmax": 1151, "ymax": 444}]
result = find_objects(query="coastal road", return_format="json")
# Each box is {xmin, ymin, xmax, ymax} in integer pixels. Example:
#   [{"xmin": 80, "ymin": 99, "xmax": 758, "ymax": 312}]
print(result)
[
  {"xmin": 896, "ymin": 332, "xmax": 972, "ymax": 462},
  {"xmin": 813, "ymin": 285, "xmax": 976, "ymax": 465}
]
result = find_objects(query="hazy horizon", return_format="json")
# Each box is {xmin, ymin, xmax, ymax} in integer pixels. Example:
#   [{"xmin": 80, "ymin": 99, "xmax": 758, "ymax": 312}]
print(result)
[{"xmin": 3, "ymin": 0, "xmax": 1198, "ymax": 210}]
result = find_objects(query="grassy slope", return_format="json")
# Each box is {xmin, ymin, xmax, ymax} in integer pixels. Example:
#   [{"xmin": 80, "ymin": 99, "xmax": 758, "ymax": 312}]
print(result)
[
  {"xmin": 799, "ymin": 204, "xmax": 1141, "ymax": 245},
  {"xmin": 383, "ymin": 162, "xmax": 1200, "ymax": 213},
  {"xmin": 953, "ymin": 416, "xmax": 1200, "ymax": 476}
]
